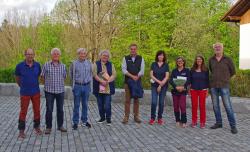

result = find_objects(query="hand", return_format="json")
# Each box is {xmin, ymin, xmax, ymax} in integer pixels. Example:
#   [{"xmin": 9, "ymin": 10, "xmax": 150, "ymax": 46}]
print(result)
[
  {"xmin": 159, "ymin": 81, "xmax": 165, "ymax": 87},
  {"xmin": 176, "ymin": 86, "xmax": 184, "ymax": 92},
  {"xmin": 101, "ymin": 80, "xmax": 108, "ymax": 86},
  {"xmin": 132, "ymin": 75, "xmax": 139, "ymax": 81},
  {"xmin": 157, "ymin": 85, "xmax": 161, "ymax": 93}
]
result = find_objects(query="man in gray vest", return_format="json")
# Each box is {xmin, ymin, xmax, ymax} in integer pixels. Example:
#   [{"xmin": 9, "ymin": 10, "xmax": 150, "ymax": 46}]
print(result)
[{"xmin": 121, "ymin": 43, "xmax": 145, "ymax": 124}]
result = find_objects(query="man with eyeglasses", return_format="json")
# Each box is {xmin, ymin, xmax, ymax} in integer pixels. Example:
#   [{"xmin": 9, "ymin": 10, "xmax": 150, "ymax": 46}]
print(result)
[{"xmin": 15, "ymin": 48, "xmax": 42, "ymax": 138}]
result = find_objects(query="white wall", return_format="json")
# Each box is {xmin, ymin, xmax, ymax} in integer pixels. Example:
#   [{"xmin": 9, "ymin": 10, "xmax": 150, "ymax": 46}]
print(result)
[{"xmin": 240, "ymin": 23, "xmax": 250, "ymax": 69}]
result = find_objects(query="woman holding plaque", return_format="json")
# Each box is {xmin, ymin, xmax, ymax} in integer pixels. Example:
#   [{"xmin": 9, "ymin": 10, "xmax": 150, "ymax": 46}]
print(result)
[
  {"xmin": 93, "ymin": 50, "xmax": 116, "ymax": 126},
  {"xmin": 169, "ymin": 57, "xmax": 190, "ymax": 128},
  {"xmin": 190, "ymin": 55, "xmax": 209, "ymax": 129},
  {"xmin": 149, "ymin": 50, "xmax": 169, "ymax": 125}
]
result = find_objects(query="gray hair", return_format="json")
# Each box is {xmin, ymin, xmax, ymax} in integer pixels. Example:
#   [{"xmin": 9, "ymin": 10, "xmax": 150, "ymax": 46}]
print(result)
[
  {"xmin": 51, "ymin": 48, "xmax": 61, "ymax": 55},
  {"xmin": 77, "ymin": 48, "xmax": 87, "ymax": 54},
  {"xmin": 99, "ymin": 50, "xmax": 111, "ymax": 58},
  {"xmin": 213, "ymin": 42, "xmax": 223, "ymax": 49}
]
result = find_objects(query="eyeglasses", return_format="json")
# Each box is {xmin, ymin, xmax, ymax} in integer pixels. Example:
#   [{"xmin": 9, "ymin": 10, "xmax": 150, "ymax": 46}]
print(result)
[{"xmin": 25, "ymin": 54, "xmax": 34, "ymax": 56}]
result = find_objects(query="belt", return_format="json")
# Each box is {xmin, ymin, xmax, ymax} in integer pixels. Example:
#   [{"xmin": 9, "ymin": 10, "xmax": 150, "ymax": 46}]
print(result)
[{"xmin": 75, "ymin": 82, "xmax": 90, "ymax": 86}]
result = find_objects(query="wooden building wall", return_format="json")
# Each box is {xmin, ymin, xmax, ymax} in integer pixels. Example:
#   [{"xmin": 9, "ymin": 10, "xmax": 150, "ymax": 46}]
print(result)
[{"xmin": 240, "ymin": 9, "xmax": 250, "ymax": 25}]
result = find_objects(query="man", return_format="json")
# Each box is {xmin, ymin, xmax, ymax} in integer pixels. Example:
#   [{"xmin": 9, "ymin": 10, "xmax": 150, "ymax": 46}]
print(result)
[
  {"xmin": 15, "ymin": 48, "xmax": 42, "ymax": 138},
  {"xmin": 69, "ymin": 48, "xmax": 92, "ymax": 130},
  {"xmin": 209, "ymin": 42, "xmax": 238, "ymax": 134},
  {"xmin": 121, "ymin": 43, "xmax": 145, "ymax": 124},
  {"xmin": 41, "ymin": 48, "xmax": 67, "ymax": 134}
]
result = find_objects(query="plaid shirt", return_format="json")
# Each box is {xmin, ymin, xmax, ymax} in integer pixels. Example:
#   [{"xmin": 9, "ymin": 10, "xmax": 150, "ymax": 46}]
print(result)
[{"xmin": 41, "ymin": 61, "xmax": 67, "ymax": 94}]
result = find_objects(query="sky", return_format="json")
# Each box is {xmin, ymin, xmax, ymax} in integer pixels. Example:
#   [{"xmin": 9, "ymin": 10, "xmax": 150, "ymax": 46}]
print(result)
[{"xmin": 0, "ymin": 0, "xmax": 58, "ymax": 23}]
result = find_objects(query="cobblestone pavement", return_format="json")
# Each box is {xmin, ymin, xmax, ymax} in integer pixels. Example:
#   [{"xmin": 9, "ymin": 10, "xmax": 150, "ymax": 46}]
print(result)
[{"xmin": 0, "ymin": 96, "xmax": 249, "ymax": 152}]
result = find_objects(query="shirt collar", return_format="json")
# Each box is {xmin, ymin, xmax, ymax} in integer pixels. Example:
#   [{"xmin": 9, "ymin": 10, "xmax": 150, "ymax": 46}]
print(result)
[{"xmin": 24, "ymin": 60, "xmax": 35, "ymax": 67}]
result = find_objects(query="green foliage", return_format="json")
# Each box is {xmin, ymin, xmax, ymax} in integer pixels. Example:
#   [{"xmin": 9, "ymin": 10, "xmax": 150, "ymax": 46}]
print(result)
[{"xmin": 0, "ymin": 68, "xmax": 15, "ymax": 83}]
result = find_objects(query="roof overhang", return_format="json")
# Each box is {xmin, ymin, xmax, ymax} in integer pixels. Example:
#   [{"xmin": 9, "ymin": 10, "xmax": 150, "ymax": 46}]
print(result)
[{"xmin": 221, "ymin": 0, "xmax": 250, "ymax": 22}]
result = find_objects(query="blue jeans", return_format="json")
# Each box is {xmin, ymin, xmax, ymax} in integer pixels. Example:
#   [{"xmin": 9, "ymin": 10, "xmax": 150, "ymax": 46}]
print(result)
[
  {"xmin": 45, "ymin": 92, "xmax": 64, "ymax": 129},
  {"xmin": 72, "ymin": 84, "xmax": 90, "ymax": 125},
  {"xmin": 95, "ymin": 93, "xmax": 112, "ymax": 120},
  {"xmin": 210, "ymin": 88, "xmax": 236, "ymax": 127},
  {"xmin": 151, "ymin": 86, "xmax": 167, "ymax": 120}
]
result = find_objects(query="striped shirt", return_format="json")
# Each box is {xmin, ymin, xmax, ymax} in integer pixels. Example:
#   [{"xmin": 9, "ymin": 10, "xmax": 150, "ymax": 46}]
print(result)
[
  {"xmin": 41, "ymin": 61, "xmax": 67, "ymax": 94},
  {"xmin": 69, "ymin": 59, "xmax": 92, "ymax": 88}
]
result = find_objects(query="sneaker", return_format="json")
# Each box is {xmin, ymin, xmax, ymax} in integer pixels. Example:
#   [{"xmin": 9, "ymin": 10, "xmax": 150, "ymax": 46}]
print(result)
[
  {"xmin": 18, "ymin": 130, "xmax": 26, "ymax": 138},
  {"xmin": 200, "ymin": 123, "xmax": 205, "ymax": 129},
  {"xmin": 44, "ymin": 128, "xmax": 51, "ymax": 134},
  {"xmin": 107, "ymin": 119, "xmax": 112, "ymax": 126},
  {"xmin": 83, "ymin": 122, "xmax": 92, "ymax": 128},
  {"xmin": 34, "ymin": 128, "xmax": 42, "ymax": 135},
  {"xmin": 97, "ymin": 118, "xmax": 106, "ymax": 124},
  {"xmin": 157, "ymin": 119, "xmax": 164, "ymax": 125},
  {"xmin": 231, "ymin": 127, "xmax": 238, "ymax": 134},
  {"xmin": 72, "ymin": 124, "xmax": 78, "ymax": 130},
  {"xmin": 210, "ymin": 123, "xmax": 222, "ymax": 129},
  {"xmin": 149, "ymin": 119, "xmax": 155, "ymax": 125},
  {"xmin": 58, "ymin": 127, "xmax": 67, "ymax": 132}
]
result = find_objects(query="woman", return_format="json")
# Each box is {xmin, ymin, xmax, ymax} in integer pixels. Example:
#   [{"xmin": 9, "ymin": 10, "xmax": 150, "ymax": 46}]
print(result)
[
  {"xmin": 190, "ymin": 55, "xmax": 209, "ymax": 129},
  {"xmin": 93, "ymin": 50, "xmax": 116, "ymax": 126},
  {"xmin": 149, "ymin": 50, "xmax": 169, "ymax": 125},
  {"xmin": 169, "ymin": 57, "xmax": 190, "ymax": 128}
]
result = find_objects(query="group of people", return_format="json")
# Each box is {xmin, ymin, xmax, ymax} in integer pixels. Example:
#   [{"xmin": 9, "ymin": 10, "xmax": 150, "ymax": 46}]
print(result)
[{"xmin": 14, "ymin": 42, "xmax": 238, "ymax": 138}]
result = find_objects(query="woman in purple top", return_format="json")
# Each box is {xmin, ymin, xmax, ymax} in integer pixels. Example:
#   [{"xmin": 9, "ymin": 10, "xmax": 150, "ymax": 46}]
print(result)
[{"xmin": 190, "ymin": 55, "xmax": 209, "ymax": 128}]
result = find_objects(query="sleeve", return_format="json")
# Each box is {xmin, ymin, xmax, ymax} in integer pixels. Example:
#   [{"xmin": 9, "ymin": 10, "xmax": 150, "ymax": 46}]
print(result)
[
  {"xmin": 64, "ymin": 65, "xmax": 67, "ymax": 79},
  {"xmin": 208, "ymin": 58, "xmax": 212, "ymax": 72},
  {"xmin": 184, "ymin": 69, "xmax": 191, "ymax": 89},
  {"xmin": 228, "ymin": 58, "xmax": 236, "ymax": 77},
  {"xmin": 15, "ymin": 64, "xmax": 21, "ymax": 76},
  {"xmin": 165, "ymin": 63, "xmax": 170, "ymax": 72},
  {"xmin": 169, "ymin": 69, "xmax": 176, "ymax": 89},
  {"xmin": 150, "ymin": 62, "xmax": 154, "ymax": 71},
  {"xmin": 121, "ymin": 57, "xmax": 128, "ymax": 75},
  {"xmin": 69, "ymin": 62, "xmax": 73, "ymax": 80},
  {"xmin": 40, "ymin": 63, "xmax": 46, "ymax": 77},
  {"xmin": 38, "ymin": 63, "xmax": 41, "ymax": 76},
  {"xmin": 138, "ymin": 58, "xmax": 145, "ymax": 76}
]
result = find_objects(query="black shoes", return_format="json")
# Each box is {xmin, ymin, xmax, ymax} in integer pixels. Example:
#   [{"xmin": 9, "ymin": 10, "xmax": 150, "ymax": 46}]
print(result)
[
  {"xmin": 72, "ymin": 124, "xmax": 78, "ymax": 130},
  {"xmin": 210, "ymin": 123, "xmax": 223, "ymax": 129},
  {"xmin": 107, "ymin": 119, "xmax": 112, "ymax": 126},
  {"xmin": 97, "ymin": 118, "xmax": 106, "ymax": 124},
  {"xmin": 231, "ymin": 127, "xmax": 238, "ymax": 134},
  {"xmin": 84, "ymin": 122, "xmax": 92, "ymax": 128}
]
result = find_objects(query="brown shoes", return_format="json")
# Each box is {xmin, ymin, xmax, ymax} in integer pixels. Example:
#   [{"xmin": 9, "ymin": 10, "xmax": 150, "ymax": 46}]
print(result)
[
  {"xmin": 58, "ymin": 127, "xmax": 67, "ymax": 132},
  {"xmin": 44, "ymin": 128, "xmax": 52, "ymax": 134},
  {"xmin": 122, "ymin": 116, "xmax": 129, "ymax": 124},
  {"xmin": 18, "ymin": 130, "xmax": 26, "ymax": 138},
  {"xmin": 134, "ymin": 117, "xmax": 141, "ymax": 123}
]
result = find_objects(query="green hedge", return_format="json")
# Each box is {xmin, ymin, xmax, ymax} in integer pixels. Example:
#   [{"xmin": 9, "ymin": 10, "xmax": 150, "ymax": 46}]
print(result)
[
  {"xmin": 1, "ymin": 68, "xmax": 250, "ymax": 97},
  {"xmin": 0, "ymin": 68, "xmax": 15, "ymax": 83}
]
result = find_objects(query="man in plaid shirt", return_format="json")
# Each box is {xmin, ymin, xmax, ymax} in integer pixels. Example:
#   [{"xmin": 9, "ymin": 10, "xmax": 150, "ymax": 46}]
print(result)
[{"xmin": 41, "ymin": 48, "xmax": 67, "ymax": 134}]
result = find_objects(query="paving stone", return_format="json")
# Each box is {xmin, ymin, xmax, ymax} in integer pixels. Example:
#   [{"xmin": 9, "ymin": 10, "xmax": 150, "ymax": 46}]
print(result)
[{"xmin": 0, "ymin": 96, "xmax": 250, "ymax": 152}]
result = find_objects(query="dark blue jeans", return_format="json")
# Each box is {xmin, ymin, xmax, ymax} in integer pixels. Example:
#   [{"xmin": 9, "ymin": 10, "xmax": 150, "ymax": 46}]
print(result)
[
  {"xmin": 45, "ymin": 91, "xmax": 64, "ymax": 129},
  {"xmin": 95, "ymin": 93, "xmax": 112, "ymax": 121},
  {"xmin": 72, "ymin": 84, "xmax": 90, "ymax": 125},
  {"xmin": 151, "ymin": 86, "xmax": 167, "ymax": 120},
  {"xmin": 210, "ymin": 88, "xmax": 236, "ymax": 128}
]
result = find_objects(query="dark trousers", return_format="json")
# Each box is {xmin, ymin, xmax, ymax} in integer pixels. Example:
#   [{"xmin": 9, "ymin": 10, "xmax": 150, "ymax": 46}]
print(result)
[
  {"xmin": 18, "ymin": 93, "xmax": 41, "ymax": 130},
  {"xmin": 45, "ymin": 91, "xmax": 64, "ymax": 129},
  {"xmin": 172, "ymin": 94, "xmax": 187, "ymax": 123},
  {"xmin": 96, "ymin": 93, "xmax": 112, "ymax": 120}
]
